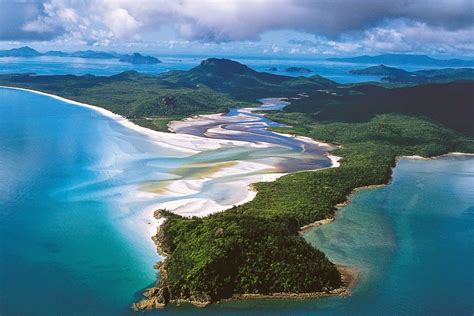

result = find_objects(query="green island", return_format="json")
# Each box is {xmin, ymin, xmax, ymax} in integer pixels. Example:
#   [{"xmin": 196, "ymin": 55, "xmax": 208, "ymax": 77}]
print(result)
[{"xmin": 0, "ymin": 58, "xmax": 473, "ymax": 309}]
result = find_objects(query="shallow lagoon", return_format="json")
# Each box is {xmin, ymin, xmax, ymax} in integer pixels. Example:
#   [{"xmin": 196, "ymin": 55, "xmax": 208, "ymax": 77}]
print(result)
[
  {"xmin": 0, "ymin": 87, "xmax": 472, "ymax": 315},
  {"xmin": 0, "ymin": 88, "xmax": 331, "ymax": 315}
]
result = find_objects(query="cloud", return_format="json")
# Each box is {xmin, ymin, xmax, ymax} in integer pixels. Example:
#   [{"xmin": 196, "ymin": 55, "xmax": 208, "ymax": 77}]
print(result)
[
  {"xmin": 288, "ymin": 19, "xmax": 474, "ymax": 55},
  {"xmin": 0, "ymin": 0, "xmax": 473, "ymax": 55},
  {"xmin": 0, "ymin": 1, "xmax": 63, "ymax": 41},
  {"xmin": 103, "ymin": 8, "xmax": 141, "ymax": 39}
]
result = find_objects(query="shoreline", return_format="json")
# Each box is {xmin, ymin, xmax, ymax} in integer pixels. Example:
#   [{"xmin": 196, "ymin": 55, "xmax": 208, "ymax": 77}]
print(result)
[
  {"xmin": 7, "ymin": 85, "xmax": 471, "ymax": 309},
  {"xmin": 134, "ymin": 208, "xmax": 360, "ymax": 310},
  {"xmin": 399, "ymin": 152, "xmax": 474, "ymax": 161},
  {"xmin": 300, "ymin": 152, "xmax": 474, "ymax": 237},
  {"xmin": 223, "ymin": 264, "xmax": 358, "ymax": 303},
  {"xmin": 294, "ymin": 151, "xmax": 474, "ymax": 300},
  {"xmin": 1, "ymin": 85, "xmax": 330, "ymax": 224},
  {"xmin": 0, "ymin": 85, "xmax": 256, "ymax": 155},
  {"xmin": 1, "ymin": 85, "xmax": 343, "ymax": 252}
]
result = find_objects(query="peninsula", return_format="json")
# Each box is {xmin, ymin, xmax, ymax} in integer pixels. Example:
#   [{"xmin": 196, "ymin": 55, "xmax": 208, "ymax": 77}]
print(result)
[{"xmin": 0, "ymin": 59, "xmax": 472, "ymax": 309}]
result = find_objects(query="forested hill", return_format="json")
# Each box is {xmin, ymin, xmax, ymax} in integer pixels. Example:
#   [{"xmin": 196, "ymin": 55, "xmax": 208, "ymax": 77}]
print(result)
[
  {"xmin": 282, "ymin": 82, "xmax": 474, "ymax": 136},
  {"xmin": 0, "ymin": 58, "xmax": 337, "ymax": 130},
  {"xmin": 160, "ymin": 58, "xmax": 337, "ymax": 100},
  {"xmin": 133, "ymin": 60, "xmax": 474, "ymax": 308}
]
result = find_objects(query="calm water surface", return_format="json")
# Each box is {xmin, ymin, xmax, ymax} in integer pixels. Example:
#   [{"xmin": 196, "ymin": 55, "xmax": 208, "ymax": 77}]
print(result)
[{"xmin": 175, "ymin": 155, "xmax": 473, "ymax": 316}]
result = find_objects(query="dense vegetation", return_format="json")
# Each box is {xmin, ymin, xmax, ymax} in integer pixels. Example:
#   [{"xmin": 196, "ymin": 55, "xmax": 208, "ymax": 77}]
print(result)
[
  {"xmin": 154, "ymin": 211, "xmax": 341, "ymax": 305},
  {"xmin": 160, "ymin": 58, "xmax": 336, "ymax": 101},
  {"xmin": 149, "ymin": 111, "xmax": 473, "ymax": 307},
  {"xmin": 1, "ymin": 59, "xmax": 473, "ymax": 308},
  {"xmin": 137, "ymin": 63, "xmax": 474, "ymax": 308},
  {"xmin": 0, "ymin": 71, "xmax": 249, "ymax": 131},
  {"xmin": 283, "ymin": 82, "xmax": 474, "ymax": 135}
]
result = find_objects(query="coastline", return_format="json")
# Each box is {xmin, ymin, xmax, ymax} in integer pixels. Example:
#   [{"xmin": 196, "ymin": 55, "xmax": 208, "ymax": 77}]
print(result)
[
  {"xmin": 299, "ymin": 152, "xmax": 474, "ymax": 236},
  {"xmin": 1, "ymin": 85, "xmax": 333, "ymax": 221},
  {"xmin": 10, "ymin": 85, "xmax": 471, "ymax": 310},
  {"xmin": 1, "ymin": 84, "xmax": 344, "ymax": 262},
  {"xmin": 305, "ymin": 151, "xmax": 474, "ymax": 233},
  {"xmin": 0, "ymin": 85, "xmax": 256, "ymax": 155},
  {"xmin": 294, "ymin": 152, "xmax": 474, "ymax": 302},
  {"xmin": 134, "ymin": 209, "xmax": 359, "ymax": 310},
  {"xmin": 399, "ymin": 152, "xmax": 474, "ymax": 161}
]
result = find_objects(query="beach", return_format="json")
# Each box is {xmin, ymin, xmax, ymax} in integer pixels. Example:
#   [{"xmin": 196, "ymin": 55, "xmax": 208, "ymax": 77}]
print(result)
[
  {"xmin": 1, "ymin": 86, "xmax": 358, "ymax": 313},
  {"xmin": 0, "ymin": 86, "xmax": 340, "ymax": 240},
  {"xmin": 2, "ymin": 82, "xmax": 472, "ymax": 314}
]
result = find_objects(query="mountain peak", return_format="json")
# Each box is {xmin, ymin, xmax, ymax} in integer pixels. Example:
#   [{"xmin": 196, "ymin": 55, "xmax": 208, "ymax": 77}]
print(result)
[
  {"xmin": 18, "ymin": 46, "xmax": 35, "ymax": 50},
  {"xmin": 197, "ymin": 58, "xmax": 256, "ymax": 77},
  {"xmin": 0, "ymin": 46, "xmax": 41, "ymax": 57}
]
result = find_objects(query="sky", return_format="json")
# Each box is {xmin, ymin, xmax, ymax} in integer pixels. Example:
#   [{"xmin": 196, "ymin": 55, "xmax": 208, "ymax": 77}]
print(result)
[{"xmin": 0, "ymin": 0, "xmax": 473, "ymax": 58}]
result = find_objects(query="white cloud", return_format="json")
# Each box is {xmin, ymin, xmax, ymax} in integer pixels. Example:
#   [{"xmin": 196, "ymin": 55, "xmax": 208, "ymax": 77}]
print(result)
[
  {"xmin": 103, "ymin": 8, "xmax": 141, "ymax": 39},
  {"xmin": 271, "ymin": 43, "xmax": 282, "ymax": 53},
  {"xmin": 286, "ymin": 19, "xmax": 474, "ymax": 55},
  {"xmin": 1, "ymin": 0, "xmax": 473, "ymax": 55}
]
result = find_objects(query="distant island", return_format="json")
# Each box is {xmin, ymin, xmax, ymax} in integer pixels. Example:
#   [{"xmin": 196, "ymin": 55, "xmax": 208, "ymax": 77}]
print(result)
[
  {"xmin": 349, "ymin": 64, "xmax": 409, "ymax": 76},
  {"xmin": 119, "ymin": 53, "xmax": 161, "ymax": 64},
  {"xmin": 44, "ymin": 50, "xmax": 118, "ymax": 59},
  {"xmin": 328, "ymin": 53, "xmax": 474, "ymax": 67},
  {"xmin": 0, "ymin": 46, "xmax": 41, "ymax": 57},
  {"xmin": 268, "ymin": 67, "xmax": 278, "ymax": 71},
  {"xmin": 0, "ymin": 46, "xmax": 161, "ymax": 64},
  {"xmin": 286, "ymin": 67, "xmax": 313, "ymax": 73},
  {"xmin": 350, "ymin": 64, "xmax": 474, "ymax": 83}
]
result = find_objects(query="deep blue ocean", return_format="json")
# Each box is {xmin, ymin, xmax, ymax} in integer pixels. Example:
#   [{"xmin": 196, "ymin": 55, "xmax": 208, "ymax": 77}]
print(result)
[{"xmin": 0, "ymin": 57, "xmax": 473, "ymax": 315}]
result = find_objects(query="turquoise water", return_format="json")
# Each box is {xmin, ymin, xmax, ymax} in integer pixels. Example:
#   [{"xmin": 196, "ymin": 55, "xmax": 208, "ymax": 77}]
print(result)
[
  {"xmin": 303, "ymin": 155, "xmax": 474, "ymax": 315},
  {"xmin": 0, "ymin": 88, "xmax": 332, "ymax": 315},
  {"xmin": 167, "ymin": 155, "xmax": 472, "ymax": 316},
  {"xmin": 0, "ymin": 88, "xmax": 161, "ymax": 315},
  {"xmin": 1, "ymin": 87, "xmax": 473, "ymax": 315}
]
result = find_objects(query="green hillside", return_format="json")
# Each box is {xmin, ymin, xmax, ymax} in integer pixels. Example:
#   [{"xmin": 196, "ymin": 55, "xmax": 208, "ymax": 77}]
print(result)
[
  {"xmin": 282, "ymin": 82, "xmax": 474, "ymax": 135},
  {"xmin": 160, "ymin": 58, "xmax": 336, "ymax": 101}
]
